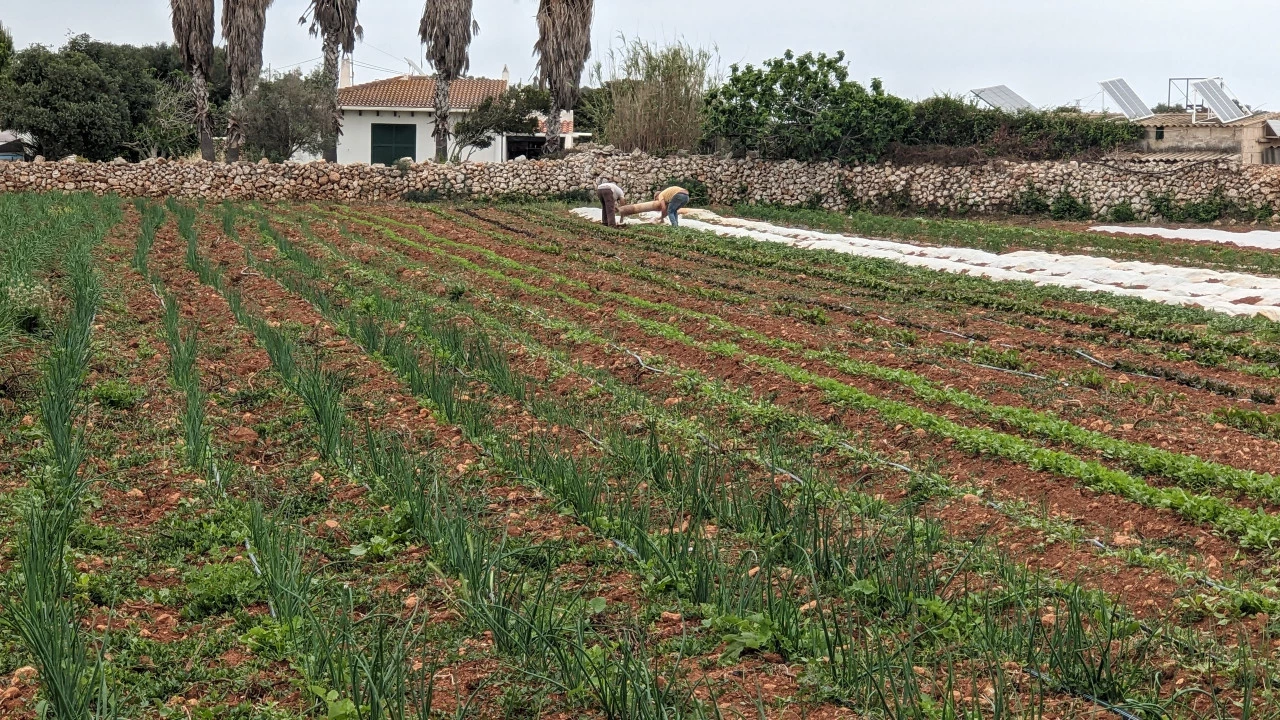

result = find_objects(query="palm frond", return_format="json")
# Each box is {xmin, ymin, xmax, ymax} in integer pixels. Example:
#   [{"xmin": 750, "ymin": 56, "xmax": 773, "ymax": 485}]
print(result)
[
  {"xmin": 222, "ymin": 0, "xmax": 276, "ymax": 96},
  {"xmin": 419, "ymin": 0, "xmax": 476, "ymax": 81},
  {"xmin": 534, "ymin": 0, "xmax": 595, "ymax": 110},
  {"xmin": 299, "ymin": 0, "xmax": 363, "ymax": 54},
  {"xmin": 170, "ymin": 0, "xmax": 215, "ymax": 77}
]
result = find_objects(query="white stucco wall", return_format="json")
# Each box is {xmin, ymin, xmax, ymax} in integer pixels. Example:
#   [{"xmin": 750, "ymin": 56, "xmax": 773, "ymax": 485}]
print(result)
[{"xmin": 337, "ymin": 108, "xmax": 505, "ymax": 165}]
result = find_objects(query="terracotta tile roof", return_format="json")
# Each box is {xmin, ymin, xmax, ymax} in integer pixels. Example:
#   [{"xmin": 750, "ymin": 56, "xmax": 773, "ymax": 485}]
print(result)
[
  {"xmin": 536, "ymin": 117, "xmax": 576, "ymax": 135},
  {"xmin": 1134, "ymin": 111, "xmax": 1280, "ymax": 128},
  {"xmin": 338, "ymin": 76, "xmax": 507, "ymax": 110}
]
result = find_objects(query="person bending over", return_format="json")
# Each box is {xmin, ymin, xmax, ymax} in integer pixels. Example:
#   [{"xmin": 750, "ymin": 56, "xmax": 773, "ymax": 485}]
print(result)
[
  {"xmin": 597, "ymin": 179, "xmax": 625, "ymax": 227},
  {"xmin": 654, "ymin": 186, "xmax": 690, "ymax": 227}
]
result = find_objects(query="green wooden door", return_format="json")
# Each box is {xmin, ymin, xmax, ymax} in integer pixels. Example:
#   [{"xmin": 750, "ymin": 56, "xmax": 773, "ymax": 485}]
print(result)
[{"xmin": 370, "ymin": 123, "xmax": 416, "ymax": 165}]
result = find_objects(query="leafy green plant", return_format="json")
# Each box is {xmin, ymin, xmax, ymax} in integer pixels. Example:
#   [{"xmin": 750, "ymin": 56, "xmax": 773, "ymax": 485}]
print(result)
[
  {"xmin": 1049, "ymin": 190, "xmax": 1092, "ymax": 220},
  {"xmin": 182, "ymin": 562, "xmax": 263, "ymax": 620},
  {"xmin": 771, "ymin": 301, "xmax": 829, "ymax": 325},
  {"xmin": 1011, "ymin": 183, "xmax": 1050, "ymax": 215},
  {"xmin": 1109, "ymin": 200, "xmax": 1137, "ymax": 222},
  {"xmin": 1212, "ymin": 406, "xmax": 1280, "ymax": 440},
  {"xmin": 91, "ymin": 379, "xmax": 143, "ymax": 409}
]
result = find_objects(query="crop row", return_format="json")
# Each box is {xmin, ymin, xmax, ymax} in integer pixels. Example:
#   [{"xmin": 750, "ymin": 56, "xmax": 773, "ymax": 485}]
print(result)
[
  {"xmin": 391, "ymin": 206, "xmax": 1280, "ymax": 506},
  {"xmin": 275, "ymin": 205, "xmax": 1280, "ymax": 621},
  {"xmin": 221, "ymin": 204, "xmax": 1228, "ymax": 717},
  {"xmin": 329, "ymin": 206, "xmax": 1280, "ymax": 550},
  {"xmin": 520, "ymin": 207, "xmax": 1280, "ymax": 369}
]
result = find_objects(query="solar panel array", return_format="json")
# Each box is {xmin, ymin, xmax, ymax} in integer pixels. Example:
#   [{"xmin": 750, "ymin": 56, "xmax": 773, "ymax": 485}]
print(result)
[
  {"xmin": 1099, "ymin": 78, "xmax": 1154, "ymax": 120},
  {"xmin": 971, "ymin": 85, "xmax": 1034, "ymax": 113},
  {"xmin": 1192, "ymin": 79, "xmax": 1249, "ymax": 123}
]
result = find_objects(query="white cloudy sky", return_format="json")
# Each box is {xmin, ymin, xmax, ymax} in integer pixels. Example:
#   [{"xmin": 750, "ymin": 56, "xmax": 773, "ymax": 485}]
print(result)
[{"xmin": 6, "ymin": 0, "xmax": 1277, "ymax": 110}]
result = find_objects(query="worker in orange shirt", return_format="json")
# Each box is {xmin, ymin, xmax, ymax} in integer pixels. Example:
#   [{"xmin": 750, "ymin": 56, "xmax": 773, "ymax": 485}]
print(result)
[{"xmin": 653, "ymin": 185, "xmax": 690, "ymax": 227}]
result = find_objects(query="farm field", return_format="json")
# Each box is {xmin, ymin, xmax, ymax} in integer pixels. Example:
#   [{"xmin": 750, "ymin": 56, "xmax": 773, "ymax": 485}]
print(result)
[{"xmin": 5, "ymin": 193, "xmax": 1280, "ymax": 719}]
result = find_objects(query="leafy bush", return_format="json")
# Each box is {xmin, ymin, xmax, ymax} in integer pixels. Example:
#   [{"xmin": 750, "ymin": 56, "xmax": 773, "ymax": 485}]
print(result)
[
  {"xmin": 1049, "ymin": 190, "xmax": 1092, "ymax": 221},
  {"xmin": 1149, "ymin": 187, "xmax": 1233, "ymax": 223},
  {"xmin": 906, "ymin": 95, "xmax": 1141, "ymax": 161},
  {"xmin": 704, "ymin": 50, "xmax": 912, "ymax": 164},
  {"xmin": 703, "ymin": 54, "xmax": 1142, "ymax": 165},
  {"xmin": 241, "ymin": 68, "xmax": 332, "ymax": 163},
  {"xmin": 655, "ymin": 176, "xmax": 709, "ymax": 205},
  {"xmin": 1109, "ymin": 200, "xmax": 1137, "ymax": 223},
  {"xmin": 402, "ymin": 188, "xmax": 453, "ymax": 204},
  {"xmin": 1011, "ymin": 184, "xmax": 1050, "ymax": 215}
]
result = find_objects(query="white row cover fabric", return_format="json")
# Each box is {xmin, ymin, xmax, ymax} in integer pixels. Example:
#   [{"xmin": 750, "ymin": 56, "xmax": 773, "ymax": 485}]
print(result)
[
  {"xmin": 1091, "ymin": 225, "xmax": 1280, "ymax": 251},
  {"xmin": 574, "ymin": 207, "xmax": 1280, "ymax": 321}
]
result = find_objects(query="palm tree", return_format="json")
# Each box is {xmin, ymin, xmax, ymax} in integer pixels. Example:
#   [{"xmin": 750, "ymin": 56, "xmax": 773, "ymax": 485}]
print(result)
[
  {"xmin": 534, "ymin": 0, "xmax": 594, "ymax": 156},
  {"xmin": 420, "ymin": 0, "xmax": 478, "ymax": 162},
  {"xmin": 222, "ymin": 0, "xmax": 275, "ymax": 162},
  {"xmin": 300, "ymin": 0, "xmax": 361, "ymax": 163},
  {"xmin": 170, "ymin": 0, "xmax": 217, "ymax": 161}
]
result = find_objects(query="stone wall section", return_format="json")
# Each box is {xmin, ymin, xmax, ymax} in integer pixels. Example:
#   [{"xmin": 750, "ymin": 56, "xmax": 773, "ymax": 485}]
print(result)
[{"xmin": 4, "ymin": 150, "xmax": 1280, "ymax": 219}]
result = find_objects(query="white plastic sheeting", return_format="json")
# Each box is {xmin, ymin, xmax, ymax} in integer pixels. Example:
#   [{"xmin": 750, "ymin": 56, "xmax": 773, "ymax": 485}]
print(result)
[
  {"xmin": 1091, "ymin": 225, "xmax": 1280, "ymax": 251},
  {"xmin": 574, "ymin": 207, "xmax": 1280, "ymax": 320}
]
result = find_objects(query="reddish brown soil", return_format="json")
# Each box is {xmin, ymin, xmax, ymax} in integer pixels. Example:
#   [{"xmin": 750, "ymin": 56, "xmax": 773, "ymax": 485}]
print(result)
[{"xmin": 285, "ymin": 206, "xmax": 1265, "ymax": 642}]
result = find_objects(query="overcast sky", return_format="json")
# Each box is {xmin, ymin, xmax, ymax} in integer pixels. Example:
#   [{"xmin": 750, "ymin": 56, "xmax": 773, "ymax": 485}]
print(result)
[{"xmin": 6, "ymin": 0, "xmax": 1277, "ymax": 111}]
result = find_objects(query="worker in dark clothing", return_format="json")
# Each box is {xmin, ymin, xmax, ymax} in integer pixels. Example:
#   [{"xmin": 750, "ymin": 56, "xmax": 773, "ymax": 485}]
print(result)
[{"xmin": 597, "ymin": 179, "xmax": 625, "ymax": 227}]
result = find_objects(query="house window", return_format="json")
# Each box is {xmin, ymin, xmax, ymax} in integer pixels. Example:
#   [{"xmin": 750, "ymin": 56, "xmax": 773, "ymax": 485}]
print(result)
[
  {"xmin": 1154, "ymin": 127, "xmax": 1165, "ymax": 141},
  {"xmin": 370, "ymin": 123, "xmax": 416, "ymax": 165}
]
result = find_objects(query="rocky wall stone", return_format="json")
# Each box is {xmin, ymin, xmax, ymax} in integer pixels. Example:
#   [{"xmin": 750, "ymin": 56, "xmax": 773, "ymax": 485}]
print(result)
[{"xmin": 4, "ymin": 150, "xmax": 1280, "ymax": 220}]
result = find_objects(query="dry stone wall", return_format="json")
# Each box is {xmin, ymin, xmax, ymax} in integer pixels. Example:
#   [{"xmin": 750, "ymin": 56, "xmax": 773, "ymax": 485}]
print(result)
[{"xmin": 3, "ymin": 149, "xmax": 1280, "ymax": 219}]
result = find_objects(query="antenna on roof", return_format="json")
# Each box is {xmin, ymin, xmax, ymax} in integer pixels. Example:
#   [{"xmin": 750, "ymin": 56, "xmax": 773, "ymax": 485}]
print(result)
[
  {"xmin": 1099, "ymin": 79, "xmax": 1154, "ymax": 120},
  {"xmin": 971, "ymin": 85, "xmax": 1034, "ymax": 112},
  {"xmin": 404, "ymin": 57, "xmax": 426, "ymax": 76}
]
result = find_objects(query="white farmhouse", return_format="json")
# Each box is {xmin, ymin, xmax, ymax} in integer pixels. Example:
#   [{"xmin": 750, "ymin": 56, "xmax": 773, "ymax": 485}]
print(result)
[{"xmin": 336, "ymin": 71, "xmax": 583, "ymax": 165}]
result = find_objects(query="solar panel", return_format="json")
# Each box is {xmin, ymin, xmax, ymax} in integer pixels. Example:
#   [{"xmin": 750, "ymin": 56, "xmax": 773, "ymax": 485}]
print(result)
[
  {"xmin": 971, "ymin": 85, "xmax": 1034, "ymax": 113},
  {"xmin": 1267, "ymin": 119, "xmax": 1280, "ymax": 137},
  {"xmin": 1099, "ymin": 78, "xmax": 1154, "ymax": 120},
  {"xmin": 1192, "ymin": 79, "xmax": 1249, "ymax": 123}
]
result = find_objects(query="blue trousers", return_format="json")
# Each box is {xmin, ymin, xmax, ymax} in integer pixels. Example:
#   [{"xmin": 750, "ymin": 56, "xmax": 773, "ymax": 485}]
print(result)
[{"xmin": 666, "ymin": 193, "xmax": 689, "ymax": 226}]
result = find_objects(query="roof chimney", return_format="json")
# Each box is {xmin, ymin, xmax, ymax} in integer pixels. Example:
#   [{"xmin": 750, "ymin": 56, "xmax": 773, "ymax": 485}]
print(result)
[
  {"xmin": 339, "ymin": 55, "xmax": 354, "ymax": 89},
  {"xmin": 501, "ymin": 64, "xmax": 510, "ymax": 84}
]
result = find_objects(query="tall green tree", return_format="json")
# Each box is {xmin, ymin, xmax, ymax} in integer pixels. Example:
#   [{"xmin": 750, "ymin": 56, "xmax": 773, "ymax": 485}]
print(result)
[
  {"xmin": 241, "ymin": 68, "xmax": 329, "ymax": 162},
  {"xmin": 0, "ymin": 22, "xmax": 14, "ymax": 75},
  {"xmin": 451, "ymin": 84, "xmax": 549, "ymax": 161},
  {"xmin": 0, "ymin": 45, "xmax": 134, "ymax": 160},
  {"xmin": 300, "ymin": 0, "xmax": 361, "ymax": 163},
  {"xmin": 222, "ymin": 0, "xmax": 275, "ymax": 162},
  {"xmin": 419, "ymin": 0, "xmax": 478, "ymax": 162},
  {"xmin": 703, "ymin": 50, "xmax": 911, "ymax": 164},
  {"xmin": 534, "ymin": 0, "xmax": 594, "ymax": 155},
  {"xmin": 170, "ymin": 0, "xmax": 218, "ymax": 160}
]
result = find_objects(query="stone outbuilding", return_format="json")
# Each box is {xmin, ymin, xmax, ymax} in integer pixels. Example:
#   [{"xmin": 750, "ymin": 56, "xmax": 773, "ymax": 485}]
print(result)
[{"xmin": 1131, "ymin": 111, "xmax": 1280, "ymax": 165}]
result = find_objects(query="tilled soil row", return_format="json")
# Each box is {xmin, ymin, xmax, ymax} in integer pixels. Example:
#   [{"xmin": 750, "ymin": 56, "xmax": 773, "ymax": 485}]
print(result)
[
  {"xmin": 334, "ymin": 205, "xmax": 1280, "ymax": 545},
  {"xmin": 143, "ymin": 209, "xmax": 622, "ymax": 716},
  {"xmin": 292, "ymin": 207, "xmax": 1269, "ymax": 642},
  {"xmin": 463, "ymin": 206, "xmax": 1280, "ymax": 476},
  {"xmin": 265, "ymin": 207, "xmax": 1263, "ymax": 715},
  {"xmin": 207, "ymin": 208, "xmax": 853, "ymax": 718},
  {"xmin": 546, "ymin": 207, "xmax": 1280, "ymax": 419}
]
